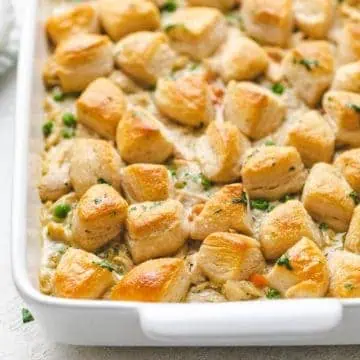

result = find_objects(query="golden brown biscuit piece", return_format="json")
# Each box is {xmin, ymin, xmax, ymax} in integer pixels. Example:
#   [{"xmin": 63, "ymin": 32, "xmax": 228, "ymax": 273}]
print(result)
[
  {"xmin": 164, "ymin": 7, "xmax": 227, "ymax": 60},
  {"xmin": 335, "ymin": 149, "xmax": 360, "ymax": 193},
  {"xmin": 284, "ymin": 110, "xmax": 335, "ymax": 167},
  {"xmin": 46, "ymin": 4, "xmax": 99, "ymax": 45},
  {"xmin": 69, "ymin": 139, "xmax": 123, "ymax": 196},
  {"xmin": 328, "ymin": 250, "xmax": 360, "ymax": 298},
  {"xmin": 43, "ymin": 34, "xmax": 113, "ymax": 93},
  {"xmin": 76, "ymin": 78, "xmax": 127, "ymax": 140},
  {"xmin": 302, "ymin": 163, "xmax": 355, "ymax": 232},
  {"xmin": 293, "ymin": 0, "xmax": 334, "ymax": 39},
  {"xmin": 116, "ymin": 106, "xmax": 173, "ymax": 164},
  {"xmin": 54, "ymin": 248, "xmax": 114, "ymax": 299},
  {"xmin": 241, "ymin": 146, "xmax": 307, "ymax": 201},
  {"xmin": 197, "ymin": 232, "xmax": 265, "ymax": 285},
  {"xmin": 266, "ymin": 237, "xmax": 329, "ymax": 298},
  {"xmin": 99, "ymin": 0, "xmax": 160, "ymax": 41},
  {"xmin": 345, "ymin": 206, "xmax": 360, "ymax": 254},
  {"xmin": 190, "ymin": 183, "xmax": 252, "ymax": 240},
  {"xmin": 126, "ymin": 200, "xmax": 188, "ymax": 264},
  {"xmin": 196, "ymin": 122, "xmax": 251, "ymax": 183},
  {"xmin": 241, "ymin": 0, "xmax": 293, "ymax": 47},
  {"xmin": 114, "ymin": 31, "xmax": 177, "ymax": 87},
  {"xmin": 120, "ymin": 164, "xmax": 170, "ymax": 203},
  {"xmin": 224, "ymin": 81, "xmax": 286, "ymax": 140},
  {"xmin": 71, "ymin": 184, "xmax": 128, "ymax": 251},
  {"xmin": 323, "ymin": 91, "xmax": 360, "ymax": 148},
  {"xmin": 260, "ymin": 200, "xmax": 322, "ymax": 260},
  {"xmin": 206, "ymin": 28, "xmax": 269, "ymax": 83},
  {"xmin": 332, "ymin": 61, "xmax": 360, "ymax": 93},
  {"xmin": 154, "ymin": 74, "xmax": 215, "ymax": 128},
  {"xmin": 338, "ymin": 23, "xmax": 360, "ymax": 65},
  {"xmin": 187, "ymin": 0, "xmax": 235, "ymax": 10},
  {"xmin": 283, "ymin": 41, "xmax": 334, "ymax": 107},
  {"xmin": 111, "ymin": 258, "xmax": 190, "ymax": 302}
]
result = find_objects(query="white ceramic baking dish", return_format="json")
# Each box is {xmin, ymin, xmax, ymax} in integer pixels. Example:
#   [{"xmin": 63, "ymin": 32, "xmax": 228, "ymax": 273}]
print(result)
[{"xmin": 11, "ymin": 0, "xmax": 360, "ymax": 346}]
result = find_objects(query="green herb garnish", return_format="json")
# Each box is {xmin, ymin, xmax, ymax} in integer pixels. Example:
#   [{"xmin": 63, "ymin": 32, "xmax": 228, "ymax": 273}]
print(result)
[
  {"xmin": 167, "ymin": 164, "xmax": 177, "ymax": 177},
  {"xmin": 42, "ymin": 121, "xmax": 54, "ymax": 137},
  {"xmin": 200, "ymin": 173, "xmax": 213, "ymax": 191},
  {"xmin": 280, "ymin": 194, "xmax": 295, "ymax": 203},
  {"xmin": 175, "ymin": 181, "xmax": 187, "ymax": 189},
  {"xmin": 266, "ymin": 288, "xmax": 281, "ymax": 299},
  {"xmin": 319, "ymin": 223, "xmax": 329, "ymax": 231},
  {"xmin": 265, "ymin": 140, "xmax": 276, "ymax": 146},
  {"xmin": 62, "ymin": 127, "xmax": 76, "ymax": 139},
  {"xmin": 267, "ymin": 204, "xmax": 276, "ymax": 212},
  {"xmin": 250, "ymin": 199, "xmax": 270, "ymax": 211},
  {"xmin": 97, "ymin": 178, "xmax": 109, "ymax": 185},
  {"xmin": 62, "ymin": 112, "xmax": 77, "ymax": 127},
  {"xmin": 53, "ymin": 203, "xmax": 71, "ymax": 219},
  {"xmin": 53, "ymin": 89, "xmax": 65, "ymax": 102},
  {"xmin": 189, "ymin": 63, "xmax": 199, "ymax": 71},
  {"xmin": 277, "ymin": 254, "xmax": 293, "ymax": 270},
  {"xmin": 164, "ymin": 23, "xmax": 186, "ymax": 33},
  {"xmin": 271, "ymin": 83, "xmax": 285, "ymax": 95},
  {"xmin": 297, "ymin": 59, "xmax": 319, "ymax": 71},
  {"xmin": 347, "ymin": 104, "xmax": 360, "ymax": 113},
  {"xmin": 232, "ymin": 192, "xmax": 248, "ymax": 205},
  {"xmin": 161, "ymin": 0, "xmax": 177, "ymax": 12},
  {"xmin": 349, "ymin": 191, "xmax": 360, "ymax": 205},
  {"xmin": 22, "ymin": 308, "xmax": 34, "ymax": 324},
  {"xmin": 344, "ymin": 283, "xmax": 354, "ymax": 290},
  {"xmin": 92, "ymin": 259, "xmax": 116, "ymax": 272}
]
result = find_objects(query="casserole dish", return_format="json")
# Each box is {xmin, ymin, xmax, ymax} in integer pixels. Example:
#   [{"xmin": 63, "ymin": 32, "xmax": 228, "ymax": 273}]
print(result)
[{"xmin": 11, "ymin": 0, "xmax": 360, "ymax": 346}]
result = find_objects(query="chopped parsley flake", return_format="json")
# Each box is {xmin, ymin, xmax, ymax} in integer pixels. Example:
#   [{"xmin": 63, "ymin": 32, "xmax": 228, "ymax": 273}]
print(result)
[
  {"xmin": 280, "ymin": 194, "xmax": 296, "ymax": 203},
  {"xmin": 267, "ymin": 204, "xmax": 276, "ymax": 212},
  {"xmin": 175, "ymin": 181, "xmax": 187, "ymax": 189},
  {"xmin": 349, "ymin": 191, "xmax": 360, "ymax": 205},
  {"xmin": 232, "ymin": 192, "xmax": 248, "ymax": 205},
  {"xmin": 167, "ymin": 165, "xmax": 177, "ymax": 177},
  {"xmin": 344, "ymin": 283, "xmax": 354, "ymax": 290},
  {"xmin": 22, "ymin": 308, "xmax": 34, "ymax": 324},
  {"xmin": 42, "ymin": 121, "xmax": 54, "ymax": 137},
  {"xmin": 319, "ymin": 223, "xmax": 329, "ymax": 231},
  {"xmin": 94, "ymin": 198, "xmax": 102, "ymax": 205},
  {"xmin": 271, "ymin": 83, "xmax": 285, "ymax": 95},
  {"xmin": 265, "ymin": 140, "xmax": 276, "ymax": 146},
  {"xmin": 347, "ymin": 104, "xmax": 360, "ymax": 113},
  {"xmin": 161, "ymin": 0, "xmax": 177, "ymax": 12},
  {"xmin": 62, "ymin": 112, "xmax": 77, "ymax": 127},
  {"xmin": 164, "ymin": 24, "xmax": 182, "ymax": 32},
  {"xmin": 53, "ymin": 203, "xmax": 71, "ymax": 219},
  {"xmin": 200, "ymin": 173, "xmax": 213, "ymax": 191},
  {"xmin": 225, "ymin": 12, "xmax": 245, "ymax": 30},
  {"xmin": 277, "ymin": 254, "xmax": 293, "ymax": 270},
  {"xmin": 92, "ymin": 259, "xmax": 116, "ymax": 272},
  {"xmin": 250, "ymin": 199, "xmax": 270, "ymax": 211},
  {"xmin": 295, "ymin": 58, "xmax": 320, "ymax": 71},
  {"xmin": 62, "ymin": 127, "xmax": 76, "ymax": 139},
  {"xmin": 97, "ymin": 178, "xmax": 109, "ymax": 185},
  {"xmin": 53, "ymin": 89, "xmax": 64, "ymax": 102},
  {"xmin": 213, "ymin": 209, "xmax": 222, "ymax": 214},
  {"xmin": 189, "ymin": 63, "xmax": 199, "ymax": 71},
  {"xmin": 266, "ymin": 288, "xmax": 281, "ymax": 299}
]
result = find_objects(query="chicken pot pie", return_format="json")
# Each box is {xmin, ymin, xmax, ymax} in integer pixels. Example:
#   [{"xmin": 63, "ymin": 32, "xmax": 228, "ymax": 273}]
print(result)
[{"xmin": 40, "ymin": 0, "xmax": 360, "ymax": 302}]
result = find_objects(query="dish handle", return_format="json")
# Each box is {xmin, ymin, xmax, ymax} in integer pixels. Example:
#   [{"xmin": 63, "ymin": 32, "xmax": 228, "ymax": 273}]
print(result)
[{"xmin": 139, "ymin": 299, "xmax": 342, "ymax": 341}]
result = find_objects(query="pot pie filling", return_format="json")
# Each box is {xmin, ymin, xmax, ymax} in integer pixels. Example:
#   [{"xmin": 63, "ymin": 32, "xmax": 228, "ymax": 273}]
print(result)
[{"xmin": 39, "ymin": 0, "xmax": 360, "ymax": 302}]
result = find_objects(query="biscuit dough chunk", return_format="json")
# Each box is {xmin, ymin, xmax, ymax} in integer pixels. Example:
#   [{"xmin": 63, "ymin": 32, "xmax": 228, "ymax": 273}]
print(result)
[
  {"xmin": 224, "ymin": 81, "xmax": 285, "ymax": 140},
  {"xmin": 338, "ymin": 23, "xmax": 360, "ymax": 65},
  {"xmin": 196, "ymin": 122, "xmax": 250, "ymax": 183},
  {"xmin": 99, "ymin": 0, "xmax": 160, "ymax": 41},
  {"xmin": 43, "ymin": 34, "xmax": 113, "ymax": 93},
  {"xmin": 266, "ymin": 238, "xmax": 329, "ymax": 298},
  {"xmin": 335, "ymin": 149, "xmax": 360, "ymax": 193},
  {"xmin": 190, "ymin": 183, "xmax": 252, "ymax": 240},
  {"xmin": 241, "ymin": 146, "xmax": 307, "ymax": 201},
  {"xmin": 302, "ymin": 163, "xmax": 355, "ymax": 232},
  {"xmin": 120, "ymin": 164, "xmax": 170, "ymax": 203},
  {"xmin": 323, "ymin": 91, "xmax": 360, "ymax": 148},
  {"xmin": 187, "ymin": 0, "xmax": 235, "ymax": 11},
  {"xmin": 293, "ymin": 0, "xmax": 334, "ymax": 39},
  {"xmin": 126, "ymin": 200, "xmax": 188, "ymax": 264},
  {"xmin": 111, "ymin": 258, "xmax": 190, "ymax": 302},
  {"xmin": 46, "ymin": 4, "xmax": 99, "ymax": 45},
  {"xmin": 284, "ymin": 110, "xmax": 335, "ymax": 167},
  {"xmin": 71, "ymin": 184, "xmax": 128, "ymax": 252},
  {"xmin": 116, "ymin": 107, "xmax": 173, "ymax": 164},
  {"xmin": 345, "ymin": 206, "xmax": 360, "ymax": 254},
  {"xmin": 328, "ymin": 251, "xmax": 360, "ymax": 298},
  {"xmin": 69, "ymin": 139, "xmax": 123, "ymax": 196},
  {"xmin": 76, "ymin": 78, "xmax": 127, "ymax": 140},
  {"xmin": 114, "ymin": 31, "xmax": 177, "ymax": 87},
  {"xmin": 54, "ymin": 248, "xmax": 113, "ymax": 299},
  {"xmin": 283, "ymin": 41, "xmax": 334, "ymax": 107},
  {"xmin": 207, "ymin": 28, "xmax": 269, "ymax": 83},
  {"xmin": 197, "ymin": 232, "xmax": 265, "ymax": 285},
  {"xmin": 241, "ymin": 0, "xmax": 293, "ymax": 47},
  {"xmin": 332, "ymin": 61, "xmax": 360, "ymax": 93},
  {"xmin": 260, "ymin": 200, "xmax": 322, "ymax": 260},
  {"xmin": 154, "ymin": 74, "xmax": 215, "ymax": 128},
  {"xmin": 164, "ymin": 7, "xmax": 227, "ymax": 60}
]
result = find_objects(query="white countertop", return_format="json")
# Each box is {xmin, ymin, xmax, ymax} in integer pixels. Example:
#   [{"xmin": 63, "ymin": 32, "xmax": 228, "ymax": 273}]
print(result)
[{"xmin": 1, "ymin": 1, "xmax": 359, "ymax": 359}]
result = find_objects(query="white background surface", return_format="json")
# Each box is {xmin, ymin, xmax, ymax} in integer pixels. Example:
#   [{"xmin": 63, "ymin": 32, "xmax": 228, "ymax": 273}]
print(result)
[{"xmin": 1, "ymin": 1, "xmax": 360, "ymax": 359}]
